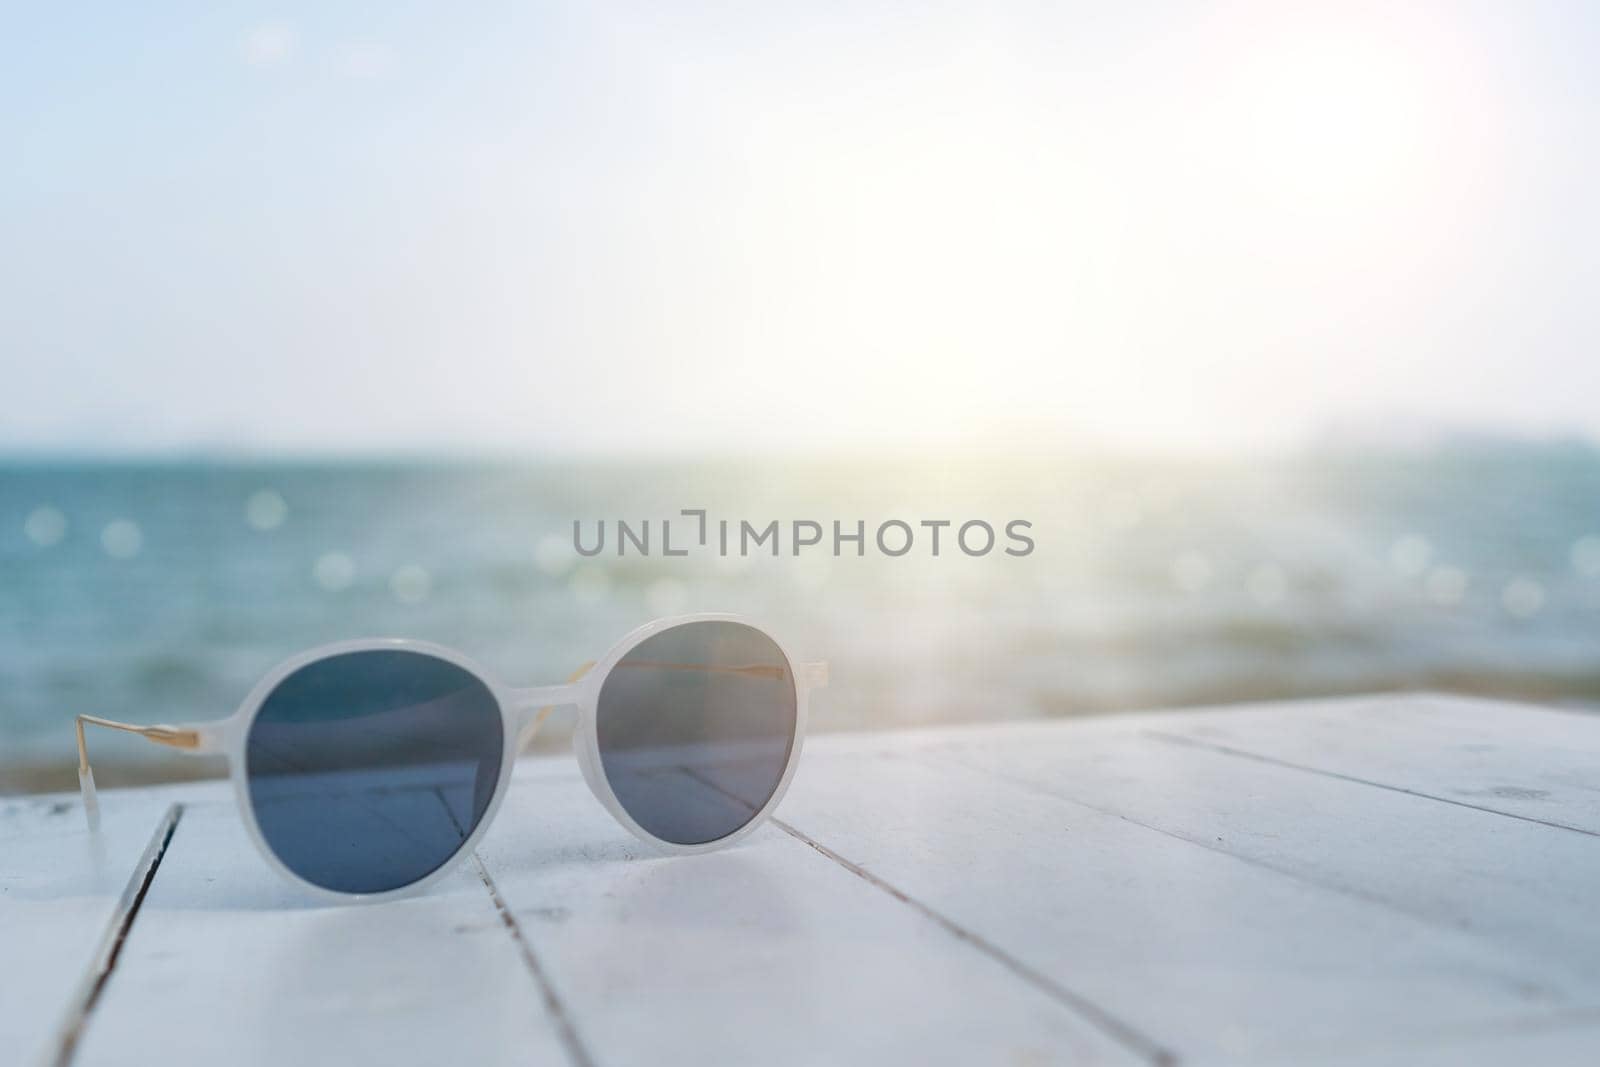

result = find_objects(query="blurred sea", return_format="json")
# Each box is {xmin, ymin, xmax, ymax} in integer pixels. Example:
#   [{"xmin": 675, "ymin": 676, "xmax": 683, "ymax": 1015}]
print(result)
[{"xmin": 4, "ymin": 444, "xmax": 1600, "ymax": 792}]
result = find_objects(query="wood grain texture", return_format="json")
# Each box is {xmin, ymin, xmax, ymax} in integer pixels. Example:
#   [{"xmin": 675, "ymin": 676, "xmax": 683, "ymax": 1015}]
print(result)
[{"xmin": 5, "ymin": 695, "xmax": 1600, "ymax": 1065}]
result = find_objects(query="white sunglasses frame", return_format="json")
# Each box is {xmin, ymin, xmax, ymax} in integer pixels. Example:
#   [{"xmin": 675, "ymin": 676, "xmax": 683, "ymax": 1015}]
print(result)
[{"xmin": 75, "ymin": 612, "xmax": 827, "ymax": 904}]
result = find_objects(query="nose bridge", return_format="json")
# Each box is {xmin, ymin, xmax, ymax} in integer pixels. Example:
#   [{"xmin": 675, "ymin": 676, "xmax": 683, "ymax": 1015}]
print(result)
[
  {"xmin": 507, "ymin": 683, "xmax": 582, "ymax": 714},
  {"xmin": 509, "ymin": 657, "xmax": 596, "ymax": 713}
]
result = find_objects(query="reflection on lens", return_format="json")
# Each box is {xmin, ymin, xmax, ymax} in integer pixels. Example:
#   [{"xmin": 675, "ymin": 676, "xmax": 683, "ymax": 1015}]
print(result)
[
  {"xmin": 597, "ymin": 621, "xmax": 796, "ymax": 845},
  {"xmin": 245, "ymin": 649, "xmax": 503, "ymax": 894}
]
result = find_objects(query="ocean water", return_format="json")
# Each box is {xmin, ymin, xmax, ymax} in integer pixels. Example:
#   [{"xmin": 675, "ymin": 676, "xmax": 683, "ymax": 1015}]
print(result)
[{"xmin": 4, "ymin": 447, "xmax": 1600, "ymax": 791}]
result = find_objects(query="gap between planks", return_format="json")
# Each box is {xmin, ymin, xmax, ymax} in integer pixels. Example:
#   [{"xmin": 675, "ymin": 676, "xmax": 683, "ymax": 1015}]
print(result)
[
  {"xmin": 772, "ymin": 818, "xmax": 1177, "ymax": 1066},
  {"xmin": 438, "ymin": 782, "xmax": 596, "ymax": 1067},
  {"xmin": 679, "ymin": 759, "xmax": 1176, "ymax": 1064},
  {"xmin": 46, "ymin": 804, "xmax": 183, "ymax": 1067},
  {"xmin": 470, "ymin": 855, "xmax": 596, "ymax": 1067},
  {"xmin": 1146, "ymin": 729, "xmax": 1600, "ymax": 839}
]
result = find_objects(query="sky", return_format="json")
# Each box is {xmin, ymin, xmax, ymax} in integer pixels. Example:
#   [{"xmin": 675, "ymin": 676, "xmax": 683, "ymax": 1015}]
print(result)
[{"xmin": 4, "ymin": 1, "xmax": 1600, "ymax": 457}]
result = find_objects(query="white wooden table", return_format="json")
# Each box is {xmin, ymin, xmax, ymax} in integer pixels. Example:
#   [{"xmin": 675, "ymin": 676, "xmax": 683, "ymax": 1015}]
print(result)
[{"xmin": 6, "ymin": 694, "xmax": 1600, "ymax": 1066}]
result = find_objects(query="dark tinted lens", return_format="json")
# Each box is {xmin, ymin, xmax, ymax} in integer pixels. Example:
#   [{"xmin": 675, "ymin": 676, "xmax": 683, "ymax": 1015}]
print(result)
[
  {"xmin": 245, "ymin": 649, "xmax": 503, "ymax": 894},
  {"xmin": 597, "ymin": 621, "xmax": 796, "ymax": 845}
]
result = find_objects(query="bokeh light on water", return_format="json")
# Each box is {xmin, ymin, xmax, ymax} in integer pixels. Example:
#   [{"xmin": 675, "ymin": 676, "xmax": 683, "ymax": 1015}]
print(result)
[{"xmin": 4, "ymin": 447, "xmax": 1600, "ymax": 788}]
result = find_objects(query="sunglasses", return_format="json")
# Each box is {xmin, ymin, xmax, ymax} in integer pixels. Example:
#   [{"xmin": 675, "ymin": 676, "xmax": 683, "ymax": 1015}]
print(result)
[{"xmin": 73, "ymin": 614, "xmax": 826, "ymax": 902}]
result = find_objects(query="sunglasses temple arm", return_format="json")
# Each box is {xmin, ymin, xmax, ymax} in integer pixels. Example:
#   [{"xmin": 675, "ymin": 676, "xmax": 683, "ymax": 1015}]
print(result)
[
  {"xmin": 74, "ymin": 715, "xmax": 218, "ymax": 832},
  {"xmin": 803, "ymin": 661, "xmax": 829, "ymax": 688}
]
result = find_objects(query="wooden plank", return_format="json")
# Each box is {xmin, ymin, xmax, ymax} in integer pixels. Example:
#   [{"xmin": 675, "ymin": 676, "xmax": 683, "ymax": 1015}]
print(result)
[
  {"xmin": 471, "ymin": 759, "xmax": 1152, "ymax": 1066},
  {"xmin": 1151, "ymin": 694, "xmax": 1600, "ymax": 835},
  {"xmin": 918, "ymin": 724, "xmax": 1600, "ymax": 1003},
  {"xmin": 776, "ymin": 743, "xmax": 1590, "ymax": 1063},
  {"xmin": 11, "ymin": 700, "xmax": 1600, "ymax": 1065},
  {"xmin": 1246, "ymin": 1014, "xmax": 1600, "ymax": 1067},
  {"xmin": 70, "ymin": 789, "xmax": 579, "ymax": 1067},
  {"xmin": 0, "ymin": 790, "xmax": 177, "ymax": 1067}
]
